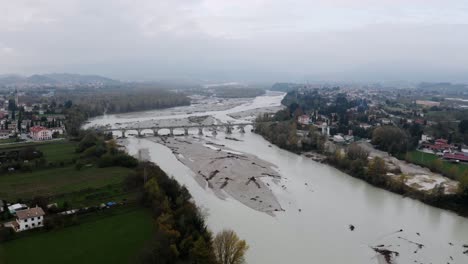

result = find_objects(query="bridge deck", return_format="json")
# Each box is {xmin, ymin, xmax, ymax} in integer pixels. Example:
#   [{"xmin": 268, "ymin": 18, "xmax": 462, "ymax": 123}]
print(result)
[{"xmin": 97, "ymin": 122, "xmax": 255, "ymax": 132}]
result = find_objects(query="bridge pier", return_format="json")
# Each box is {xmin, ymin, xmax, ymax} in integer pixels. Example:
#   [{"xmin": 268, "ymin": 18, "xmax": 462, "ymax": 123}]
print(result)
[{"xmin": 103, "ymin": 122, "xmax": 256, "ymax": 138}]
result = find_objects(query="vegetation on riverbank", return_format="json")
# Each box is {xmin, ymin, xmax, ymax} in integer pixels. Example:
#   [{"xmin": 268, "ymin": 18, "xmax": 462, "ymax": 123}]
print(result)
[
  {"xmin": 255, "ymin": 92, "xmax": 468, "ymax": 217},
  {"xmin": 1, "ymin": 130, "xmax": 248, "ymax": 263}
]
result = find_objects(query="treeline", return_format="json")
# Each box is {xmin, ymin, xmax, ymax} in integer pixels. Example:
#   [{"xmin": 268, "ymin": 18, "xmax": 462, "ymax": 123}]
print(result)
[
  {"xmin": 255, "ymin": 120, "xmax": 299, "ymax": 151},
  {"xmin": 61, "ymin": 88, "xmax": 190, "ymax": 137},
  {"xmin": 56, "ymin": 87, "xmax": 190, "ymax": 117},
  {"xmin": 212, "ymin": 87, "xmax": 265, "ymax": 98},
  {"xmin": 74, "ymin": 132, "xmax": 138, "ymax": 170},
  {"xmin": 131, "ymin": 162, "xmax": 218, "ymax": 263}
]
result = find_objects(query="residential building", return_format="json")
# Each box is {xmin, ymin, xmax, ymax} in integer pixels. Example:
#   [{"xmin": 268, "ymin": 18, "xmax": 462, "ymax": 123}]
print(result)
[
  {"xmin": 443, "ymin": 152, "xmax": 468, "ymax": 163},
  {"xmin": 0, "ymin": 129, "xmax": 10, "ymax": 139},
  {"xmin": 12, "ymin": 206, "xmax": 45, "ymax": 232},
  {"xmin": 421, "ymin": 139, "xmax": 453, "ymax": 153},
  {"xmin": 30, "ymin": 126, "xmax": 53, "ymax": 141}
]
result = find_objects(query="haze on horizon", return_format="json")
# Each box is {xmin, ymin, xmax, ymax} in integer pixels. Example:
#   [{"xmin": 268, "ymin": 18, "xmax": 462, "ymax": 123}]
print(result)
[{"xmin": 1, "ymin": 0, "xmax": 468, "ymax": 83}]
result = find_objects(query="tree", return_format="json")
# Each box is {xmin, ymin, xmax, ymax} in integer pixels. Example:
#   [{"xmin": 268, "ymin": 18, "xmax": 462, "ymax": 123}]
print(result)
[
  {"xmin": 372, "ymin": 126, "xmax": 408, "ymax": 155},
  {"xmin": 459, "ymin": 120, "xmax": 468, "ymax": 134},
  {"xmin": 213, "ymin": 229, "xmax": 249, "ymax": 264},
  {"xmin": 8, "ymin": 99, "xmax": 17, "ymax": 111},
  {"xmin": 347, "ymin": 143, "xmax": 369, "ymax": 161},
  {"xmin": 64, "ymin": 100, "xmax": 73, "ymax": 109},
  {"xmin": 368, "ymin": 157, "xmax": 387, "ymax": 178}
]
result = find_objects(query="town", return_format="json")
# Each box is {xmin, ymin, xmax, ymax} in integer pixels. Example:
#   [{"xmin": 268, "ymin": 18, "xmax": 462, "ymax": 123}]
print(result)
[{"xmin": 0, "ymin": 89, "xmax": 66, "ymax": 145}]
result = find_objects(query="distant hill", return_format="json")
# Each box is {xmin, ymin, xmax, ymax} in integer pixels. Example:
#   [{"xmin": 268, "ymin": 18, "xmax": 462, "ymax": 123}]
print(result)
[
  {"xmin": 26, "ymin": 74, "xmax": 59, "ymax": 85},
  {"xmin": 44, "ymin": 73, "xmax": 118, "ymax": 85},
  {"xmin": 0, "ymin": 73, "xmax": 119, "ymax": 87}
]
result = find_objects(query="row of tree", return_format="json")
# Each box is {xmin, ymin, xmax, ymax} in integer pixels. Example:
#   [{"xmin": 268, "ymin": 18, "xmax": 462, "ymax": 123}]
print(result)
[
  {"xmin": 76, "ymin": 131, "xmax": 250, "ymax": 264},
  {"xmin": 56, "ymin": 87, "xmax": 190, "ymax": 117},
  {"xmin": 61, "ymin": 88, "xmax": 191, "ymax": 137}
]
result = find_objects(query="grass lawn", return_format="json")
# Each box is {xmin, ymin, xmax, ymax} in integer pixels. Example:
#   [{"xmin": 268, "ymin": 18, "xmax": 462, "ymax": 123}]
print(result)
[
  {"xmin": 0, "ymin": 165, "xmax": 133, "ymax": 201},
  {"xmin": 36, "ymin": 141, "xmax": 78, "ymax": 163},
  {"xmin": 405, "ymin": 150, "xmax": 468, "ymax": 179},
  {"xmin": 53, "ymin": 184, "xmax": 139, "ymax": 208},
  {"xmin": 0, "ymin": 141, "xmax": 47, "ymax": 150},
  {"xmin": 0, "ymin": 207, "xmax": 153, "ymax": 264},
  {"xmin": 0, "ymin": 138, "xmax": 20, "ymax": 144}
]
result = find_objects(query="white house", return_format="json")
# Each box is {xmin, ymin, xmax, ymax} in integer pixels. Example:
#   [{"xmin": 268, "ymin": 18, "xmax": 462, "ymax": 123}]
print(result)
[
  {"xmin": 12, "ymin": 206, "xmax": 45, "ymax": 232},
  {"xmin": 30, "ymin": 126, "xmax": 53, "ymax": 141}
]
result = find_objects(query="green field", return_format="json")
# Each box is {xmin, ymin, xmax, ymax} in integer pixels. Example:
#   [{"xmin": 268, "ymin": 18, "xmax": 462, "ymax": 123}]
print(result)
[
  {"xmin": 53, "ymin": 184, "xmax": 139, "ymax": 208},
  {"xmin": 0, "ymin": 141, "xmax": 48, "ymax": 150},
  {"xmin": 36, "ymin": 141, "xmax": 78, "ymax": 163},
  {"xmin": 0, "ymin": 138, "xmax": 20, "ymax": 144},
  {"xmin": 0, "ymin": 165, "xmax": 132, "ymax": 201},
  {"xmin": 0, "ymin": 140, "xmax": 134, "ymax": 204},
  {"xmin": 0, "ymin": 207, "xmax": 153, "ymax": 264},
  {"xmin": 406, "ymin": 150, "xmax": 468, "ymax": 179}
]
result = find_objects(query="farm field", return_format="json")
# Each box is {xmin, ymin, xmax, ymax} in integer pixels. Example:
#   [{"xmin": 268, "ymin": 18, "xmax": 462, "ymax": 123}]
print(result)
[
  {"xmin": 0, "ymin": 165, "xmax": 132, "ymax": 201},
  {"xmin": 405, "ymin": 150, "xmax": 468, "ymax": 179},
  {"xmin": 35, "ymin": 141, "xmax": 78, "ymax": 163},
  {"xmin": 0, "ymin": 207, "xmax": 153, "ymax": 264}
]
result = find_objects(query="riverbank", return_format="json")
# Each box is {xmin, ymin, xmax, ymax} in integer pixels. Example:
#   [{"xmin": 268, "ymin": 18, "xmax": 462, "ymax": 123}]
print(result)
[{"xmin": 255, "ymin": 128, "xmax": 468, "ymax": 217}]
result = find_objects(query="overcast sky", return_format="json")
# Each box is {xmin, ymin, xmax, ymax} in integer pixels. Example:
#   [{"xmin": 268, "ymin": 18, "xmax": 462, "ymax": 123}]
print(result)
[{"xmin": 1, "ymin": 0, "xmax": 468, "ymax": 82}]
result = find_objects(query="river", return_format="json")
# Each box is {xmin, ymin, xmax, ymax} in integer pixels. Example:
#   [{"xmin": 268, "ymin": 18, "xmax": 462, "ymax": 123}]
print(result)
[{"xmin": 85, "ymin": 92, "xmax": 468, "ymax": 264}]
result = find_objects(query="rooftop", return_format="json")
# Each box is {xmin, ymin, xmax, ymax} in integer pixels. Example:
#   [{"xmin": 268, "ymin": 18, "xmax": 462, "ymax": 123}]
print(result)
[
  {"xmin": 30, "ymin": 126, "xmax": 48, "ymax": 133},
  {"xmin": 16, "ymin": 207, "xmax": 45, "ymax": 220}
]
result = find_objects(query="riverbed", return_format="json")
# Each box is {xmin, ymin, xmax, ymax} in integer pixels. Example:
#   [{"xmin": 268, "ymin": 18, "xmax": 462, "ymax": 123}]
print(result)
[{"xmin": 85, "ymin": 92, "xmax": 468, "ymax": 264}]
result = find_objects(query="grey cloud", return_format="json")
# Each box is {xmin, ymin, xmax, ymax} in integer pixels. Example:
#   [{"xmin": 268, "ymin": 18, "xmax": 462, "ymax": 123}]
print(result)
[{"xmin": 0, "ymin": 0, "xmax": 467, "ymax": 82}]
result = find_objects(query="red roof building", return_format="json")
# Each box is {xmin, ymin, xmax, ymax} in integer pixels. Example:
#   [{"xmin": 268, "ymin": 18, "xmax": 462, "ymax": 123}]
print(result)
[
  {"xmin": 443, "ymin": 152, "xmax": 468, "ymax": 162},
  {"xmin": 422, "ymin": 139, "xmax": 453, "ymax": 152},
  {"xmin": 29, "ymin": 126, "xmax": 52, "ymax": 141}
]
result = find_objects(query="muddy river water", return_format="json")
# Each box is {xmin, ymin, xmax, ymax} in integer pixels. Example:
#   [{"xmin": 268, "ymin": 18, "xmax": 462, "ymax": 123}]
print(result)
[{"xmin": 86, "ymin": 92, "xmax": 468, "ymax": 264}]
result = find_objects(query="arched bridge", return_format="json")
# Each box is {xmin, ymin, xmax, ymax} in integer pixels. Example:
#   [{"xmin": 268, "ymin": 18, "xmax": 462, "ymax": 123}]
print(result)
[{"xmin": 97, "ymin": 122, "xmax": 255, "ymax": 138}]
